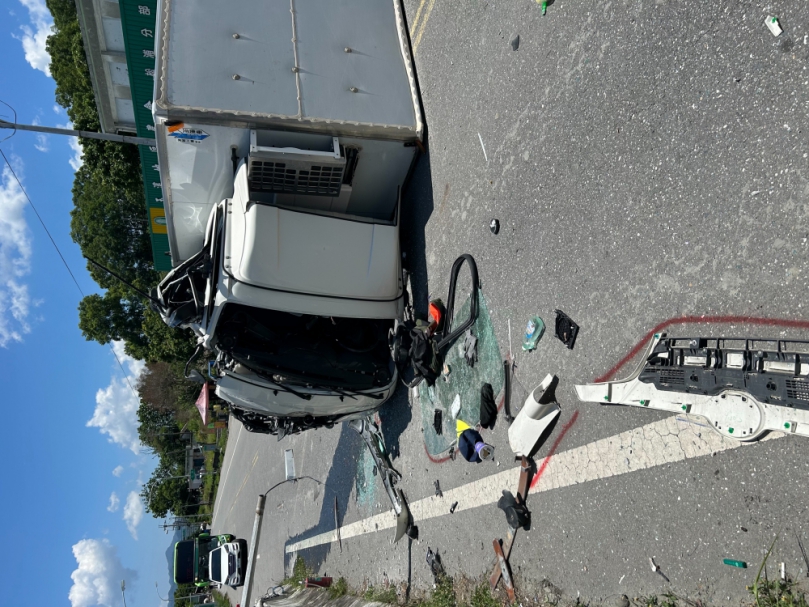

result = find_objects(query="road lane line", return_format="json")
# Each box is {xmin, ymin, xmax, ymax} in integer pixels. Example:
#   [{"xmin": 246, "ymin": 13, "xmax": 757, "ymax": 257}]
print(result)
[
  {"xmin": 286, "ymin": 415, "xmax": 784, "ymax": 553},
  {"xmin": 227, "ymin": 450, "xmax": 260, "ymax": 519},
  {"xmin": 412, "ymin": 0, "xmax": 436, "ymax": 54},
  {"xmin": 410, "ymin": 0, "xmax": 428, "ymax": 37}
]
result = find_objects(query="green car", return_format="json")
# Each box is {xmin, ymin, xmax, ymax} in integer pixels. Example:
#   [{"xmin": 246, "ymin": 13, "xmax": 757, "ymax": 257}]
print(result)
[{"xmin": 174, "ymin": 533, "xmax": 235, "ymax": 587}]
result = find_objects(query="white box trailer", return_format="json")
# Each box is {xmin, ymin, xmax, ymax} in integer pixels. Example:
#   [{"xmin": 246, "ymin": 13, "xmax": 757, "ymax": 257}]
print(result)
[{"xmin": 152, "ymin": 0, "xmax": 424, "ymax": 438}]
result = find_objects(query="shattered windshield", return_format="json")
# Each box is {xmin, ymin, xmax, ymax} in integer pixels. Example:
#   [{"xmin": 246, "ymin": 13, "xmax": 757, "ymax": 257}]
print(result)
[{"xmin": 215, "ymin": 303, "xmax": 394, "ymax": 390}]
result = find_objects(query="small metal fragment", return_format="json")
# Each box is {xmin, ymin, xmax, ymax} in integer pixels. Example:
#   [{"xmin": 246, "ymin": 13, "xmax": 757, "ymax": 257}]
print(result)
[
  {"xmin": 232, "ymin": 74, "xmax": 241, "ymax": 80},
  {"xmin": 434, "ymin": 480, "xmax": 443, "ymax": 498},
  {"xmin": 349, "ymin": 86, "xmax": 359, "ymax": 93},
  {"xmin": 449, "ymin": 501, "xmax": 458, "ymax": 514}
]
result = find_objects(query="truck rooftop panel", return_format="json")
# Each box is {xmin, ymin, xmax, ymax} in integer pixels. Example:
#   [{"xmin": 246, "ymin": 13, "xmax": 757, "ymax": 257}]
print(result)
[{"xmin": 153, "ymin": 0, "xmax": 422, "ymax": 140}]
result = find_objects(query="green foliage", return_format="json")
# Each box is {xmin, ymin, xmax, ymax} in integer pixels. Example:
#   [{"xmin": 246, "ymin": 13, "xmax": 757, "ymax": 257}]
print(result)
[
  {"xmin": 750, "ymin": 537, "xmax": 808, "ymax": 607},
  {"xmin": 364, "ymin": 586, "xmax": 397, "ymax": 604},
  {"xmin": 211, "ymin": 589, "xmax": 231, "ymax": 607},
  {"xmin": 423, "ymin": 576, "xmax": 456, "ymax": 607},
  {"xmin": 140, "ymin": 458, "xmax": 195, "ymax": 518},
  {"xmin": 469, "ymin": 584, "xmax": 498, "ymax": 607},
  {"xmin": 173, "ymin": 583, "xmax": 197, "ymax": 607},
  {"xmin": 328, "ymin": 578, "xmax": 349, "ymax": 600},
  {"xmin": 283, "ymin": 557, "xmax": 312, "ymax": 587}
]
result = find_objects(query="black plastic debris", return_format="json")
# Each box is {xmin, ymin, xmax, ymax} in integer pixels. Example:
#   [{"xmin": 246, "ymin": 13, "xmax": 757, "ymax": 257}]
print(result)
[
  {"xmin": 449, "ymin": 501, "xmax": 458, "ymax": 513},
  {"xmin": 426, "ymin": 548, "xmax": 445, "ymax": 579},
  {"xmin": 497, "ymin": 490, "xmax": 531, "ymax": 530},
  {"xmin": 479, "ymin": 383, "xmax": 497, "ymax": 429},
  {"xmin": 434, "ymin": 480, "xmax": 443, "ymax": 498},
  {"xmin": 510, "ymin": 35, "xmax": 520, "ymax": 51},
  {"xmin": 433, "ymin": 409, "xmax": 443, "ymax": 435},
  {"xmin": 554, "ymin": 309, "xmax": 579, "ymax": 350},
  {"xmin": 490, "ymin": 219, "xmax": 500, "ymax": 234}
]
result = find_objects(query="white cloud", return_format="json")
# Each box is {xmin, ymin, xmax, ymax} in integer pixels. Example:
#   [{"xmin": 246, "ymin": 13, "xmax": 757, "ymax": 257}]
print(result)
[
  {"xmin": 87, "ymin": 342, "xmax": 146, "ymax": 453},
  {"xmin": 69, "ymin": 539, "xmax": 137, "ymax": 607},
  {"xmin": 53, "ymin": 104, "xmax": 62, "ymax": 114},
  {"xmin": 123, "ymin": 492, "xmax": 144, "ymax": 540},
  {"xmin": 0, "ymin": 162, "xmax": 34, "ymax": 347},
  {"xmin": 57, "ymin": 122, "xmax": 84, "ymax": 171},
  {"xmin": 34, "ymin": 133, "xmax": 49, "ymax": 152},
  {"xmin": 15, "ymin": 0, "xmax": 53, "ymax": 76},
  {"xmin": 112, "ymin": 465, "xmax": 124, "ymax": 477},
  {"xmin": 67, "ymin": 135, "xmax": 84, "ymax": 171},
  {"xmin": 107, "ymin": 492, "xmax": 120, "ymax": 512}
]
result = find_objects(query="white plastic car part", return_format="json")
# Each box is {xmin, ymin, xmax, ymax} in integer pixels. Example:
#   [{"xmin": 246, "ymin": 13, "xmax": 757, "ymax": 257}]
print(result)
[
  {"xmin": 508, "ymin": 374, "xmax": 561, "ymax": 456},
  {"xmin": 575, "ymin": 333, "xmax": 809, "ymax": 442}
]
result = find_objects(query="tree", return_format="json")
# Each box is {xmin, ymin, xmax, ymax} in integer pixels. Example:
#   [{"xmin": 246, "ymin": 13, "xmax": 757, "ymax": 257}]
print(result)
[{"xmin": 141, "ymin": 461, "xmax": 194, "ymax": 519}]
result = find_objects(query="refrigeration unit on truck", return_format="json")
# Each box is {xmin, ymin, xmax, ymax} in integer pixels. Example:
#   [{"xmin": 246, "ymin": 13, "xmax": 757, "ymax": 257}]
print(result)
[{"xmin": 151, "ymin": 0, "xmax": 423, "ymax": 537}]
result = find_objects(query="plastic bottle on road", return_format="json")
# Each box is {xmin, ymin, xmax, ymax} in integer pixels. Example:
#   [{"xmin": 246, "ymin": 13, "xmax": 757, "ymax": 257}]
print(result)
[{"xmin": 522, "ymin": 316, "xmax": 545, "ymax": 351}]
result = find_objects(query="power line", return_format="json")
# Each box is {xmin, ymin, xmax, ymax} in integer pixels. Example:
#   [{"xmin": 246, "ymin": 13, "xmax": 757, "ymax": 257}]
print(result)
[{"xmin": 0, "ymin": 145, "xmax": 139, "ymax": 400}]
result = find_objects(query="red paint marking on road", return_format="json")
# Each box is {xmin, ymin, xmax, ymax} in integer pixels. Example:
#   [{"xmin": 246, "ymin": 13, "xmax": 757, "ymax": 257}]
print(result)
[
  {"xmin": 530, "ymin": 410, "xmax": 579, "ymax": 490},
  {"xmin": 424, "ymin": 442, "xmax": 452, "ymax": 464},
  {"xmin": 594, "ymin": 315, "xmax": 809, "ymax": 383}
]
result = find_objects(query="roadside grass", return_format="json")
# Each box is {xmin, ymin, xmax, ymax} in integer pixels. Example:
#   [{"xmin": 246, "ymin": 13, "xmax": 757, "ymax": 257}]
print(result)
[
  {"xmin": 328, "ymin": 578, "xmax": 349, "ymax": 599},
  {"xmin": 469, "ymin": 583, "xmax": 499, "ymax": 607},
  {"xmin": 364, "ymin": 585, "xmax": 398, "ymax": 604},
  {"xmin": 283, "ymin": 556, "xmax": 312, "ymax": 587},
  {"xmin": 211, "ymin": 589, "xmax": 231, "ymax": 607}
]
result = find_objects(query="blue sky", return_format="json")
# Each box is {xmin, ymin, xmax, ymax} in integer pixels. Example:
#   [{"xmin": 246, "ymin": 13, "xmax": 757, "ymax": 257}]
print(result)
[{"xmin": 0, "ymin": 2, "xmax": 177, "ymax": 606}]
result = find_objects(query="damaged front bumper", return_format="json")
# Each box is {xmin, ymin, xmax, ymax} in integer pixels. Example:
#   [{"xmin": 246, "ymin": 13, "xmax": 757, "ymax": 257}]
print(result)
[{"xmin": 576, "ymin": 333, "xmax": 809, "ymax": 441}]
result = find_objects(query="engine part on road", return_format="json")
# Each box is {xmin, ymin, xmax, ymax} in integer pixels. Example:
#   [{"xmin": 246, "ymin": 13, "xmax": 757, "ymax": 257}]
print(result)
[{"xmin": 576, "ymin": 333, "xmax": 809, "ymax": 441}]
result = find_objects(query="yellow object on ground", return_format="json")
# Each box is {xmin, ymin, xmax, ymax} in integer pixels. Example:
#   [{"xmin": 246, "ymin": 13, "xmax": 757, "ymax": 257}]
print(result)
[{"xmin": 456, "ymin": 419, "xmax": 472, "ymax": 439}]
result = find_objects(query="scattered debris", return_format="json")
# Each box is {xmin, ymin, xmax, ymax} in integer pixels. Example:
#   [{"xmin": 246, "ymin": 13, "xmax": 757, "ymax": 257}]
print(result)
[
  {"xmin": 781, "ymin": 562, "xmax": 786, "ymax": 581},
  {"xmin": 522, "ymin": 316, "xmax": 545, "ymax": 352},
  {"xmin": 510, "ymin": 35, "xmax": 520, "ymax": 51},
  {"xmin": 554, "ymin": 309, "xmax": 579, "ymax": 349},
  {"xmin": 723, "ymin": 558, "xmax": 747, "ymax": 569},
  {"xmin": 649, "ymin": 557, "xmax": 670, "ymax": 582},
  {"xmin": 334, "ymin": 496, "xmax": 342, "ymax": 553},
  {"xmin": 502, "ymin": 359, "xmax": 514, "ymax": 423},
  {"xmin": 450, "ymin": 394, "xmax": 461, "ymax": 419},
  {"xmin": 493, "ymin": 540, "xmax": 516, "ymax": 601},
  {"xmin": 449, "ymin": 501, "xmax": 458, "ymax": 514},
  {"xmin": 480, "ymin": 383, "xmax": 498, "ymax": 429},
  {"xmin": 508, "ymin": 374, "xmax": 561, "ymax": 457},
  {"xmin": 434, "ymin": 480, "xmax": 443, "ymax": 498},
  {"xmin": 426, "ymin": 548, "xmax": 445, "ymax": 580},
  {"xmin": 442, "ymin": 363, "xmax": 451, "ymax": 382},
  {"xmin": 304, "ymin": 577, "xmax": 333, "ymax": 588},
  {"xmin": 462, "ymin": 329, "xmax": 478, "ymax": 366},
  {"xmin": 765, "ymin": 15, "xmax": 783, "ymax": 37},
  {"xmin": 741, "ymin": 527, "xmax": 748, "ymax": 532},
  {"xmin": 490, "ymin": 218, "xmax": 500, "ymax": 235},
  {"xmin": 491, "ymin": 458, "xmax": 531, "ymax": 590},
  {"xmin": 478, "ymin": 133, "xmax": 488, "ymax": 162},
  {"xmin": 498, "ymin": 490, "xmax": 530, "ymax": 530},
  {"xmin": 576, "ymin": 334, "xmax": 809, "ymax": 441},
  {"xmin": 433, "ymin": 409, "xmax": 443, "ymax": 435}
]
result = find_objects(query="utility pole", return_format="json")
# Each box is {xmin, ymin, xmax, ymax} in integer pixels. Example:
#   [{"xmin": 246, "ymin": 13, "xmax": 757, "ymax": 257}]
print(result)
[{"xmin": 0, "ymin": 119, "xmax": 154, "ymax": 146}]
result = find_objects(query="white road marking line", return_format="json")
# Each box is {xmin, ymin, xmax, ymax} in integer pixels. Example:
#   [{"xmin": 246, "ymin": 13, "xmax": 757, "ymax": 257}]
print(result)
[{"xmin": 285, "ymin": 415, "xmax": 784, "ymax": 553}]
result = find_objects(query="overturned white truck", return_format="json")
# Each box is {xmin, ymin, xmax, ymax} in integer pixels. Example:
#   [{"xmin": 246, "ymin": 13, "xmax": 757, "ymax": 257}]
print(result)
[{"xmin": 151, "ymin": 0, "xmax": 423, "ymax": 536}]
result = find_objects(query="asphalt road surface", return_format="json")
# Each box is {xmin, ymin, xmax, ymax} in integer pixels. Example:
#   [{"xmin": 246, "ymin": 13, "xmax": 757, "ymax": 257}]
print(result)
[{"xmin": 212, "ymin": 1, "xmax": 809, "ymax": 605}]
